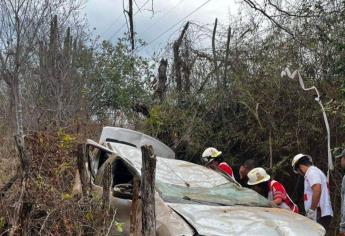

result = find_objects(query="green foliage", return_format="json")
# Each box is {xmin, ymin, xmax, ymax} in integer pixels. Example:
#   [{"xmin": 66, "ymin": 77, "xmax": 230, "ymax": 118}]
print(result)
[
  {"xmin": 91, "ymin": 191, "xmax": 102, "ymax": 203},
  {"xmin": 55, "ymin": 161, "xmax": 73, "ymax": 176},
  {"xmin": 35, "ymin": 174, "xmax": 45, "ymax": 189},
  {"xmin": 84, "ymin": 212, "xmax": 93, "ymax": 222},
  {"xmin": 139, "ymin": 4, "xmax": 345, "ymax": 170},
  {"xmin": 88, "ymin": 36, "xmax": 154, "ymax": 120},
  {"xmin": 61, "ymin": 193, "xmax": 73, "ymax": 201},
  {"xmin": 0, "ymin": 217, "xmax": 5, "ymax": 231},
  {"xmin": 57, "ymin": 128, "xmax": 76, "ymax": 149},
  {"xmin": 115, "ymin": 222, "xmax": 125, "ymax": 233},
  {"xmin": 145, "ymin": 106, "xmax": 163, "ymax": 127}
]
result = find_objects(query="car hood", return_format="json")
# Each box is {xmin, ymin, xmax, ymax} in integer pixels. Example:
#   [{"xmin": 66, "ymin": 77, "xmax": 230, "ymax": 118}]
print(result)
[{"xmin": 168, "ymin": 203, "xmax": 325, "ymax": 236}]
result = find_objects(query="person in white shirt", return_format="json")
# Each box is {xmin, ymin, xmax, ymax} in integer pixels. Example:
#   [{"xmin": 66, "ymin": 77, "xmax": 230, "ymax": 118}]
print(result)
[{"xmin": 291, "ymin": 153, "xmax": 333, "ymax": 232}]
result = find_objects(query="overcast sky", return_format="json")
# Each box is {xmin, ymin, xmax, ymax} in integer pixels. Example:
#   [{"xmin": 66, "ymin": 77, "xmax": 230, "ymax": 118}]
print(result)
[{"xmin": 84, "ymin": 0, "xmax": 240, "ymax": 55}]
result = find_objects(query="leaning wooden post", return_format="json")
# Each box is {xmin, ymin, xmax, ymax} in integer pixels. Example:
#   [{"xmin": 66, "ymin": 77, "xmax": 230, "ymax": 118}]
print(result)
[
  {"xmin": 102, "ymin": 162, "xmax": 112, "ymax": 234},
  {"xmin": 76, "ymin": 144, "xmax": 90, "ymax": 197},
  {"xmin": 129, "ymin": 176, "xmax": 140, "ymax": 236},
  {"xmin": 76, "ymin": 144, "xmax": 93, "ymax": 235},
  {"xmin": 140, "ymin": 145, "xmax": 156, "ymax": 236},
  {"xmin": 102, "ymin": 163, "xmax": 112, "ymax": 210}
]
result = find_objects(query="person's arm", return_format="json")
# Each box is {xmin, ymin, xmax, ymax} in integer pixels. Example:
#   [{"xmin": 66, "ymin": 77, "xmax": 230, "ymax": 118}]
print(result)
[
  {"xmin": 271, "ymin": 181, "xmax": 285, "ymax": 206},
  {"xmin": 273, "ymin": 197, "xmax": 283, "ymax": 205},
  {"xmin": 305, "ymin": 169, "xmax": 322, "ymax": 220},
  {"xmin": 310, "ymin": 184, "xmax": 321, "ymax": 210}
]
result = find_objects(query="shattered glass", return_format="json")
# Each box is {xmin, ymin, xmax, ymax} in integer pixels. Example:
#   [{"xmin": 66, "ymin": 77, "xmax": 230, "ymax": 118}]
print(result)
[{"xmin": 156, "ymin": 182, "xmax": 271, "ymax": 207}]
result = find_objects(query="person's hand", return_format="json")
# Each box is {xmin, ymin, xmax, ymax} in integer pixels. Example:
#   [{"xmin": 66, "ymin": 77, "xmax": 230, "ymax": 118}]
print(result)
[{"xmin": 306, "ymin": 209, "xmax": 317, "ymax": 221}]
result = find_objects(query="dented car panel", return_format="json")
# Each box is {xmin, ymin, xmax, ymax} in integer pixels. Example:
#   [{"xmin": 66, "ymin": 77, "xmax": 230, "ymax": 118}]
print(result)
[
  {"xmin": 168, "ymin": 204, "xmax": 325, "ymax": 236},
  {"xmin": 108, "ymin": 142, "xmax": 232, "ymax": 188},
  {"xmin": 99, "ymin": 127, "xmax": 175, "ymax": 159},
  {"xmin": 83, "ymin": 127, "xmax": 325, "ymax": 236}
]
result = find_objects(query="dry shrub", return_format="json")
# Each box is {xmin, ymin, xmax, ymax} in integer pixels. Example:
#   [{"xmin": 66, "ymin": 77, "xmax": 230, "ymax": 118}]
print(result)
[
  {"xmin": 0, "ymin": 135, "xmax": 18, "ymax": 189},
  {"xmin": 0, "ymin": 128, "xmax": 118, "ymax": 235}
]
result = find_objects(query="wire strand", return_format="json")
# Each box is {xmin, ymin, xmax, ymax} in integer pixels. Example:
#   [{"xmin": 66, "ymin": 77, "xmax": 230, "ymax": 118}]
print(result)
[
  {"xmin": 108, "ymin": 0, "xmax": 151, "ymax": 41},
  {"xmin": 134, "ymin": 0, "xmax": 212, "ymax": 53},
  {"xmin": 139, "ymin": 0, "xmax": 185, "ymax": 35}
]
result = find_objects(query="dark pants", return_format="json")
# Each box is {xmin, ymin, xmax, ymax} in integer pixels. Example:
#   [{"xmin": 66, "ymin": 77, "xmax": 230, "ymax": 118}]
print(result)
[{"xmin": 317, "ymin": 215, "xmax": 332, "ymax": 233}]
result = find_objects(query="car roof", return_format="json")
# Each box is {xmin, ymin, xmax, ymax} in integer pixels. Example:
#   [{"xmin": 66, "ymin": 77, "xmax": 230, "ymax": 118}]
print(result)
[
  {"xmin": 100, "ymin": 127, "xmax": 175, "ymax": 159},
  {"xmin": 108, "ymin": 142, "xmax": 229, "ymax": 188}
]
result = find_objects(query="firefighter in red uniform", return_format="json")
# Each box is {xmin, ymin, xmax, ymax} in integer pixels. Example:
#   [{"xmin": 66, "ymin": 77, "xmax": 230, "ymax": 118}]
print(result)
[
  {"xmin": 247, "ymin": 167, "xmax": 299, "ymax": 213},
  {"xmin": 202, "ymin": 147, "xmax": 234, "ymax": 178}
]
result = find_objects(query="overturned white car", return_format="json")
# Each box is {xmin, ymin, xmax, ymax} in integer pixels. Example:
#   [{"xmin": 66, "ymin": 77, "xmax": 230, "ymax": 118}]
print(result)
[{"xmin": 77, "ymin": 127, "xmax": 325, "ymax": 236}]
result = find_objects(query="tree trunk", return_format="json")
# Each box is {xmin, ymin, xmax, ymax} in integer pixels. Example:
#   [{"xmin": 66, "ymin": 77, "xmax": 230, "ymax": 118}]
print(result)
[
  {"xmin": 6, "ymin": 81, "xmax": 16, "ymax": 130},
  {"xmin": 0, "ymin": 171, "xmax": 19, "ymax": 195},
  {"xmin": 269, "ymin": 130, "xmax": 273, "ymax": 169},
  {"xmin": 153, "ymin": 59, "xmax": 168, "ymax": 102},
  {"xmin": 173, "ymin": 22, "xmax": 189, "ymax": 105},
  {"xmin": 223, "ymin": 26, "xmax": 231, "ymax": 90},
  {"xmin": 212, "ymin": 18, "xmax": 219, "ymax": 86},
  {"xmin": 140, "ymin": 145, "xmax": 156, "ymax": 236},
  {"xmin": 182, "ymin": 40, "xmax": 192, "ymax": 95},
  {"xmin": 11, "ymin": 76, "xmax": 24, "ymax": 136},
  {"xmin": 9, "ymin": 135, "xmax": 31, "ymax": 236},
  {"xmin": 221, "ymin": 26, "xmax": 231, "ymax": 124}
]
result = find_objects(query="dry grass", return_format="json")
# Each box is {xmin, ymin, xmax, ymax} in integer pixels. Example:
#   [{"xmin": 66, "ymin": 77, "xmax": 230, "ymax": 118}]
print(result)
[
  {"xmin": 0, "ymin": 122, "xmax": 103, "ymax": 188},
  {"xmin": 0, "ymin": 124, "xmax": 121, "ymax": 235},
  {"xmin": 0, "ymin": 135, "xmax": 18, "ymax": 188}
]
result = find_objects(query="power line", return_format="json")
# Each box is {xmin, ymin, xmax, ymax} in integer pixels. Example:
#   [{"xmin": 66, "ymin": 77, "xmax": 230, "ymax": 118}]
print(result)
[
  {"xmin": 134, "ymin": 0, "xmax": 212, "ymax": 53},
  {"xmin": 139, "ymin": 0, "xmax": 185, "ymax": 35},
  {"xmin": 100, "ymin": 0, "xmax": 123, "ymax": 37},
  {"xmin": 147, "ymin": 0, "xmax": 211, "ymax": 46},
  {"xmin": 108, "ymin": 0, "xmax": 151, "ymax": 41},
  {"xmin": 101, "ymin": 14, "xmax": 124, "ymax": 37}
]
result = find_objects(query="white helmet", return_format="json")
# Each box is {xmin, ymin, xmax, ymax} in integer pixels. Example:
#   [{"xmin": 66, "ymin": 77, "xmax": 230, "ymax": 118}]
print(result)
[
  {"xmin": 291, "ymin": 153, "xmax": 313, "ymax": 174},
  {"xmin": 247, "ymin": 167, "xmax": 271, "ymax": 185},
  {"xmin": 202, "ymin": 147, "xmax": 222, "ymax": 158}
]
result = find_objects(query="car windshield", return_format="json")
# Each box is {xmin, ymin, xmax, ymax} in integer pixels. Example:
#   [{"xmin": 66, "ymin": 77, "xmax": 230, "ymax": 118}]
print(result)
[
  {"xmin": 107, "ymin": 142, "xmax": 271, "ymax": 207},
  {"xmin": 156, "ymin": 181, "xmax": 271, "ymax": 207}
]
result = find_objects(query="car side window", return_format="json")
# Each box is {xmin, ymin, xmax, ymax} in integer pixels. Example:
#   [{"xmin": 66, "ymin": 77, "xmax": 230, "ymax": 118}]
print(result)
[
  {"xmin": 112, "ymin": 159, "xmax": 136, "ymax": 199},
  {"xmin": 98, "ymin": 150, "xmax": 109, "ymax": 169},
  {"xmin": 87, "ymin": 145, "xmax": 111, "ymax": 179}
]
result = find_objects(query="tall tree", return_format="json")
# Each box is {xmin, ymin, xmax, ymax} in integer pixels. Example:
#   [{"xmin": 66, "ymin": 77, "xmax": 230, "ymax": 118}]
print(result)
[{"xmin": 0, "ymin": 0, "xmax": 84, "ymax": 133}]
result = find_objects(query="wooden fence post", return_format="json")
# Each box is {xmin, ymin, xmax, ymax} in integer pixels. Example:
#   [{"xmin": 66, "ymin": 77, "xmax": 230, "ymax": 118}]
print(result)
[
  {"xmin": 76, "ymin": 144, "xmax": 90, "ymax": 197},
  {"xmin": 102, "ymin": 163, "xmax": 112, "ymax": 211},
  {"xmin": 102, "ymin": 162, "xmax": 112, "ymax": 234},
  {"xmin": 76, "ymin": 144, "xmax": 95, "ymax": 235},
  {"xmin": 129, "ymin": 176, "xmax": 140, "ymax": 236},
  {"xmin": 140, "ymin": 145, "xmax": 156, "ymax": 236}
]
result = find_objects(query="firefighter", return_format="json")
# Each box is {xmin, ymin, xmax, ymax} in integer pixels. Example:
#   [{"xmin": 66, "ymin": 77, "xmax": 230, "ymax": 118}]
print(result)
[
  {"xmin": 202, "ymin": 147, "xmax": 234, "ymax": 178},
  {"xmin": 231, "ymin": 159, "xmax": 256, "ymax": 188},
  {"xmin": 247, "ymin": 167, "xmax": 299, "ymax": 213},
  {"xmin": 291, "ymin": 153, "xmax": 333, "ymax": 232}
]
